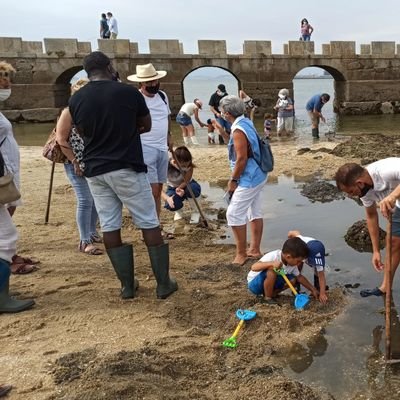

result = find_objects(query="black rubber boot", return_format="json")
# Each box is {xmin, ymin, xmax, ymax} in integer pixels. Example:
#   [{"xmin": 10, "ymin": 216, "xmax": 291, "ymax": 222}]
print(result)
[
  {"xmin": 312, "ymin": 128, "xmax": 320, "ymax": 139},
  {"xmin": 314, "ymin": 274, "xmax": 329, "ymax": 291},
  {"xmin": 0, "ymin": 277, "xmax": 35, "ymax": 313},
  {"xmin": 148, "ymin": 243, "xmax": 178, "ymax": 299},
  {"xmin": 106, "ymin": 244, "xmax": 138, "ymax": 299}
]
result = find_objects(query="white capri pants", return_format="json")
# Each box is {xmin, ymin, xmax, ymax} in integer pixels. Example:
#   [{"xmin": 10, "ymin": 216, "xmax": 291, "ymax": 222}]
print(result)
[{"xmin": 226, "ymin": 180, "xmax": 266, "ymax": 226}]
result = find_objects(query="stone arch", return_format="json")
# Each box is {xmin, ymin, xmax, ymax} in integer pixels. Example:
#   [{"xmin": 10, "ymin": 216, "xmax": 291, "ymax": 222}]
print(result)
[
  {"xmin": 54, "ymin": 65, "xmax": 85, "ymax": 108},
  {"xmin": 181, "ymin": 65, "xmax": 241, "ymax": 106},
  {"xmin": 291, "ymin": 64, "xmax": 347, "ymax": 113}
]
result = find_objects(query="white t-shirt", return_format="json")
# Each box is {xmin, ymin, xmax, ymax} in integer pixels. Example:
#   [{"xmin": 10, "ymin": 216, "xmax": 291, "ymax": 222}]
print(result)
[
  {"xmin": 107, "ymin": 17, "xmax": 118, "ymax": 34},
  {"xmin": 179, "ymin": 103, "xmax": 198, "ymax": 116},
  {"xmin": 361, "ymin": 158, "xmax": 400, "ymax": 208},
  {"xmin": 247, "ymin": 249, "xmax": 300, "ymax": 283},
  {"xmin": 140, "ymin": 91, "xmax": 171, "ymax": 151}
]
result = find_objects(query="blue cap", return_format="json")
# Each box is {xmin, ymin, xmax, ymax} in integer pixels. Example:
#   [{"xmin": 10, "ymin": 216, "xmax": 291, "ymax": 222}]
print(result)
[{"xmin": 307, "ymin": 240, "xmax": 325, "ymax": 268}]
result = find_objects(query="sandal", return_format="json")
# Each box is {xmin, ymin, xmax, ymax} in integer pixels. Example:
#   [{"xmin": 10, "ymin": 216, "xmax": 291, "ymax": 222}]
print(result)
[
  {"xmin": 79, "ymin": 242, "xmax": 103, "ymax": 256},
  {"xmin": 11, "ymin": 262, "xmax": 37, "ymax": 275},
  {"xmin": 12, "ymin": 255, "xmax": 40, "ymax": 265},
  {"xmin": 90, "ymin": 233, "xmax": 103, "ymax": 244}
]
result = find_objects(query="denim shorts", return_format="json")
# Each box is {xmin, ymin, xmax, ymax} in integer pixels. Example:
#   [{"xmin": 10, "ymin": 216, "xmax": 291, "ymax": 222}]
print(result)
[
  {"xmin": 176, "ymin": 113, "xmax": 193, "ymax": 127},
  {"xmin": 248, "ymin": 270, "xmax": 295, "ymax": 295},
  {"xmin": 86, "ymin": 169, "xmax": 159, "ymax": 232},
  {"xmin": 142, "ymin": 145, "xmax": 169, "ymax": 184}
]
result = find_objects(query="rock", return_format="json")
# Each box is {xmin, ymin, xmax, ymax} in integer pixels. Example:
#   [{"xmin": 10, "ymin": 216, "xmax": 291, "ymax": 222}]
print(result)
[
  {"xmin": 344, "ymin": 219, "xmax": 386, "ymax": 252},
  {"xmin": 21, "ymin": 108, "xmax": 59, "ymax": 122},
  {"xmin": 300, "ymin": 180, "xmax": 345, "ymax": 203}
]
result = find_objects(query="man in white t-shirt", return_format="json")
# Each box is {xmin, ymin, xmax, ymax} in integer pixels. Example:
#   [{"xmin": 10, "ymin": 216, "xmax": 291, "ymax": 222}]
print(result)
[
  {"xmin": 128, "ymin": 63, "xmax": 172, "ymax": 221},
  {"xmin": 247, "ymin": 237, "xmax": 318, "ymax": 305},
  {"xmin": 106, "ymin": 12, "xmax": 118, "ymax": 39},
  {"xmin": 335, "ymin": 158, "xmax": 400, "ymax": 297}
]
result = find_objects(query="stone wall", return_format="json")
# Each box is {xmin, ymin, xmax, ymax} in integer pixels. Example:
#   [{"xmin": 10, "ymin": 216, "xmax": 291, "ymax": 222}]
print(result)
[{"xmin": 2, "ymin": 37, "xmax": 400, "ymax": 120}]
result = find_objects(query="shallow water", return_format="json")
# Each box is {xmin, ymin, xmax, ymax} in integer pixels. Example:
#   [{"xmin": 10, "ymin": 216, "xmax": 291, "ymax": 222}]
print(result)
[{"xmin": 204, "ymin": 175, "xmax": 400, "ymax": 399}]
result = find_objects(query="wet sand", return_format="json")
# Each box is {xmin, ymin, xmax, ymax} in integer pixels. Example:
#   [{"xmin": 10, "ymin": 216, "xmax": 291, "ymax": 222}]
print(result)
[{"xmin": 1, "ymin": 135, "xmax": 383, "ymax": 399}]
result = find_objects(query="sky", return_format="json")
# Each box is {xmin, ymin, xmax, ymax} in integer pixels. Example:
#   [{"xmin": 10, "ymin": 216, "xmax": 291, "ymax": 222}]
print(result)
[{"xmin": 4, "ymin": 0, "xmax": 400, "ymax": 55}]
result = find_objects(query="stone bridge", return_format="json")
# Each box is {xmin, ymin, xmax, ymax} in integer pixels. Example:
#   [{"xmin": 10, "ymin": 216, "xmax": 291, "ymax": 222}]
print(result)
[{"xmin": 1, "ymin": 37, "xmax": 400, "ymax": 122}]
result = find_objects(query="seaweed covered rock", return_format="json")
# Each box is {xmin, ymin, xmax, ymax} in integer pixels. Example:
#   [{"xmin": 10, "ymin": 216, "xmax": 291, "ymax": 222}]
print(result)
[
  {"xmin": 345, "ymin": 219, "xmax": 386, "ymax": 252},
  {"xmin": 331, "ymin": 134, "xmax": 400, "ymax": 164},
  {"xmin": 300, "ymin": 180, "xmax": 345, "ymax": 203}
]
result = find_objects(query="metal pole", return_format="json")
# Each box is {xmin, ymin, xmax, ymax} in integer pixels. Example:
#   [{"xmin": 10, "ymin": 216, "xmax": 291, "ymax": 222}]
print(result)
[
  {"xmin": 385, "ymin": 212, "xmax": 393, "ymax": 360},
  {"xmin": 44, "ymin": 161, "xmax": 56, "ymax": 224}
]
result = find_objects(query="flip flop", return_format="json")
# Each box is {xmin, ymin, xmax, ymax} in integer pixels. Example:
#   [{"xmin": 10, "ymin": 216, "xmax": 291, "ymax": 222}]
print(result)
[
  {"xmin": 360, "ymin": 287, "xmax": 384, "ymax": 298},
  {"xmin": 11, "ymin": 262, "xmax": 37, "ymax": 275},
  {"xmin": 12, "ymin": 255, "xmax": 40, "ymax": 265}
]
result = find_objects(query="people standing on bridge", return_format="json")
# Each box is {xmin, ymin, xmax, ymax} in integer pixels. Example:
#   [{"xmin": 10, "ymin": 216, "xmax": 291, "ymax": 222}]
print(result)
[
  {"xmin": 305, "ymin": 93, "xmax": 330, "ymax": 139},
  {"xmin": 176, "ymin": 99, "xmax": 207, "ymax": 146},
  {"xmin": 274, "ymin": 88, "xmax": 294, "ymax": 136},
  {"xmin": 127, "ymin": 63, "xmax": 173, "ymax": 226},
  {"xmin": 65, "ymin": 52, "xmax": 177, "ymax": 300},
  {"xmin": 209, "ymin": 84, "xmax": 230, "ymax": 145},
  {"xmin": 300, "ymin": 18, "xmax": 314, "ymax": 41},
  {"xmin": 107, "ymin": 12, "xmax": 118, "ymax": 39},
  {"xmin": 100, "ymin": 13, "xmax": 110, "ymax": 39}
]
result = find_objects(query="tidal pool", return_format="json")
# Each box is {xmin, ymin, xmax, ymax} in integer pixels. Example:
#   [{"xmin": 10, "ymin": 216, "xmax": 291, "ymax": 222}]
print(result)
[{"xmin": 205, "ymin": 174, "xmax": 400, "ymax": 399}]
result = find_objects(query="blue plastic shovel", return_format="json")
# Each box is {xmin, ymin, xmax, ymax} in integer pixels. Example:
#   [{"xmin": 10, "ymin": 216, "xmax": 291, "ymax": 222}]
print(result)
[
  {"xmin": 275, "ymin": 268, "xmax": 310, "ymax": 310},
  {"xmin": 222, "ymin": 309, "xmax": 257, "ymax": 348}
]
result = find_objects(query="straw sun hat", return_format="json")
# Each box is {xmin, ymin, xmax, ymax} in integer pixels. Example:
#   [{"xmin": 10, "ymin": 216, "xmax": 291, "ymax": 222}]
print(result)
[{"xmin": 127, "ymin": 63, "xmax": 167, "ymax": 82}]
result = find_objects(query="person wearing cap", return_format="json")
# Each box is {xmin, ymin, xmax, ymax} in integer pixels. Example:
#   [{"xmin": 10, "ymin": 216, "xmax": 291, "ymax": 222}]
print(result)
[
  {"xmin": 335, "ymin": 159, "xmax": 400, "ymax": 299},
  {"xmin": 176, "ymin": 99, "xmax": 207, "ymax": 146},
  {"xmin": 274, "ymin": 88, "xmax": 294, "ymax": 136},
  {"xmin": 288, "ymin": 230, "xmax": 329, "ymax": 304},
  {"xmin": 305, "ymin": 93, "xmax": 330, "ymax": 139},
  {"xmin": 127, "ymin": 63, "xmax": 172, "ymax": 224},
  {"xmin": 209, "ymin": 84, "xmax": 230, "ymax": 145},
  {"xmin": 65, "ymin": 51, "xmax": 177, "ymax": 300}
]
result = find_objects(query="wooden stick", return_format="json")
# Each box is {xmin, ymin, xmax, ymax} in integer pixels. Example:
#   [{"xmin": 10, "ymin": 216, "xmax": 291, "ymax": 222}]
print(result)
[
  {"xmin": 170, "ymin": 148, "xmax": 210, "ymax": 229},
  {"xmin": 385, "ymin": 212, "xmax": 393, "ymax": 360},
  {"xmin": 44, "ymin": 161, "xmax": 56, "ymax": 224}
]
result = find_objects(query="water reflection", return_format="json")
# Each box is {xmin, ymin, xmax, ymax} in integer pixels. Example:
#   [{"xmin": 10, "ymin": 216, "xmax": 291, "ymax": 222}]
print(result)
[{"xmin": 285, "ymin": 330, "xmax": 329, "ymax": 373}]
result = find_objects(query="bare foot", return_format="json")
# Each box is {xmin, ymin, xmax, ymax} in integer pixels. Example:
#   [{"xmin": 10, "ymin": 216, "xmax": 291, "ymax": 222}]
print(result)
[{"xmin": 232, "ymin": 255, "xmax": 249, "ymax": 266}]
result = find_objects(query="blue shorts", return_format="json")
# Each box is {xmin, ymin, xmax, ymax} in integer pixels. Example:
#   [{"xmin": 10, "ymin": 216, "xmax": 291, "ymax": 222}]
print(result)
[
  {"xmin": 248, "ymin": 270, "xmax": 295, "ymax": 295},
  {"xmin": 392, "ymin": 207, "xmax": 400, "ymax": 237},
  {"xmin": 86, "ymin": 169, "xmax": 159, "ymax": 232},
  {"xmin": 142, "ymin": 145, "xmax": 169, "ymax": 184},
  {"xmin": 164, "ymin": 180, "xmax": 201, "ymax": 211},
  {"xmin": 176, "ymin": 113, "xmax": 193, "ymax": 127},
  {"xmin": 216, "ymin": 116, "xmax": 231, "ymax": 133}
]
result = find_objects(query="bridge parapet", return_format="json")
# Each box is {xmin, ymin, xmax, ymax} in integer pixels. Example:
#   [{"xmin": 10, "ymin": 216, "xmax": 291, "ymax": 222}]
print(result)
[{"xmin": 1, "ymin": 37, "xmax": 400, "ymax": 58}]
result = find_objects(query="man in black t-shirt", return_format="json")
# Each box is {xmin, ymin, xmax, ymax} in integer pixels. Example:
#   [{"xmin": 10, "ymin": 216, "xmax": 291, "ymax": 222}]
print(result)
[
  {"xmin": 208, "ymin": 83, "xmax": 231, "ymax": 145},
  {"xmin": 64, "ymin": 51, "xmax": 177, "ymax": 300}
]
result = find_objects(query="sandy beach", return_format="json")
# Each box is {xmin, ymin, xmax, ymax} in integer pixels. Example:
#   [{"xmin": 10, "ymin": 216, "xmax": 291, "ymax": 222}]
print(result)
[{"xmin": 1, "ymin": 136, "xmax": 371, "ymax": 399}]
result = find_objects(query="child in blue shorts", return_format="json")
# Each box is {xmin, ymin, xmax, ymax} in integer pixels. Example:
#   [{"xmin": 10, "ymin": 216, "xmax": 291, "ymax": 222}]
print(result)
[
  {"xmin": 288, "ymin": 230, "xmax": 329, "ymax": 304},
  {"xmin": 247, "ymin": 237, "xmax": 319, "ymax": 305}
]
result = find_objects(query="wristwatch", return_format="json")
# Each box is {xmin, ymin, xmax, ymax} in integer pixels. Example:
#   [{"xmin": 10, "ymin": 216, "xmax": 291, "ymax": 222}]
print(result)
[{"xmin": 230, "ymin": 177, "xmax": 239, "ymax": 183}]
